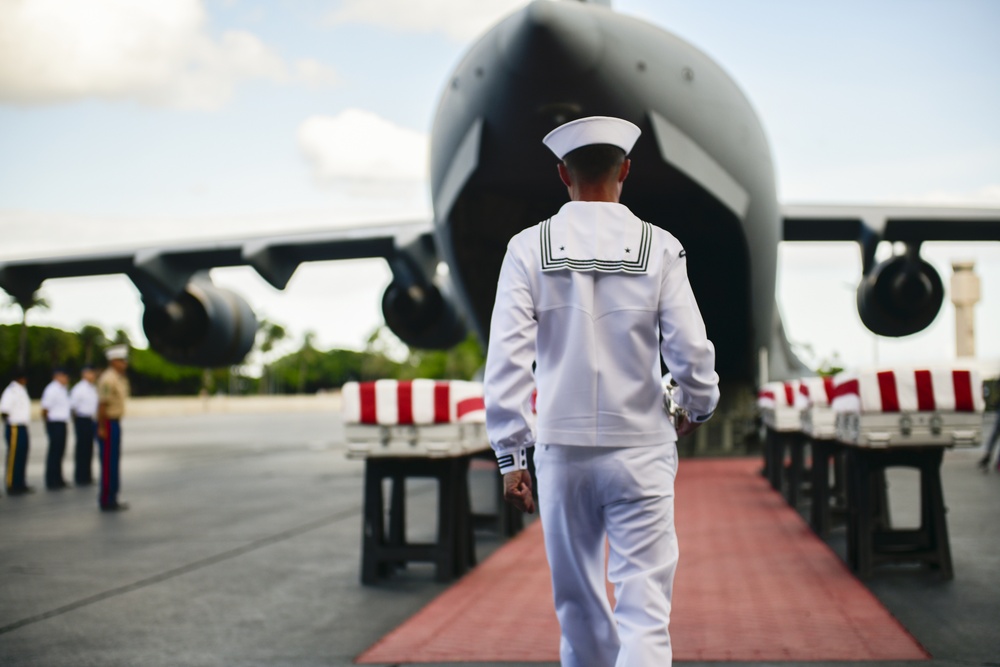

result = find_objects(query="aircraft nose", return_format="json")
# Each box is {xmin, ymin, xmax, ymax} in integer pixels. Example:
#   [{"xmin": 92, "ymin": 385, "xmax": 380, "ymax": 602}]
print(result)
[{"xmin": 498, "ymin": 0, "xmax": 604, "ymax": 78}]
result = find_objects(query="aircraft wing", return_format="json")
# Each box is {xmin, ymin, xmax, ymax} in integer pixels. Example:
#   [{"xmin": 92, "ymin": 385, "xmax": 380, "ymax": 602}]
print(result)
[
  {"xmin": 0, "ymin": 220, "xmax": 434, "ymax": 305},
  {"xmin": 781, "ymin": 204, "xmax": 1000, "ymax": 339},
  {"xmin": 0, "ymin": 219, "xmax": 460, "ymax": 365},
  {"xmin": 782, "ymin": 204, "xmax": 1000, "ymax": 244}
]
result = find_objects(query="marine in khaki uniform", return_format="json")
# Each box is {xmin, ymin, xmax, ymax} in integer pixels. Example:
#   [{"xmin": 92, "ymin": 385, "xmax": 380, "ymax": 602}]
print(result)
[
  {"xmin": 96, "ymin": 345, "xmax": 130, "ymax": 511},
  {"xmin": 484, "ymin": 117, "xmax": 720, "ymax": 667}
]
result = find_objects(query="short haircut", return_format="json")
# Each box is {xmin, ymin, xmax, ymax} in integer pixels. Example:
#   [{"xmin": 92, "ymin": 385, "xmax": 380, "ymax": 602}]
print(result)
[{"xmin": 562, "ymin": 144, "xmax": 626, "ymax": 185}]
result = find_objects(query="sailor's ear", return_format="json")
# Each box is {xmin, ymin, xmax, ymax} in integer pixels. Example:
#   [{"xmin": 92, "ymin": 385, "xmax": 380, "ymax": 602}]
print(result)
[
  {"xmin": 618, "ymin": 158, "xmax": 631, "ymax": 183},
  {"xmin": 558, "ymin": 162, "xmax": 572, "ymax": 188}
]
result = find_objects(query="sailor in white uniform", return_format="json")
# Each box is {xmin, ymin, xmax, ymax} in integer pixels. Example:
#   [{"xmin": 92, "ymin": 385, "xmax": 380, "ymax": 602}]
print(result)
[
  {"xmin": 41, "ymin": 368, "xmax": 72, "ymax": 489},
  {"xmin": 1, "ymin": 368, "xmax": 35, "ymax": 495},
  {"xmin": 70, "ymin": 367, "xmax": 99, "ymax": 485},
  {"xmin": 484, "ymin": 116, "xmax": 720, "ymax": 667}
]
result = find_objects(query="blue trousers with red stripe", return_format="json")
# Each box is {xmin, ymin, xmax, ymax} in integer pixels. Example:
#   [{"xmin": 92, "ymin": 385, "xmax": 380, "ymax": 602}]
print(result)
[
  {"xmin": 98, "ymin": 419, "xmax": 122, "ymax": 507},
  {"xmin": 5, "ymin": 423, "xmax": 30, "ymax": 491}
]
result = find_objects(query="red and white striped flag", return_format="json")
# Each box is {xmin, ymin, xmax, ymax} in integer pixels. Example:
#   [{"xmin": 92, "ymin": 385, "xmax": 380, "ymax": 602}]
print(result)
[
  {"xmin": 797, "ymin": 376, "xmax": 836, "ymax": 408},
  {"xmin": 831, "ymin": 368, "xmax": 984, "ymax": 414},
  {"xmin": 757, "ymin": 380, "xmax": 799, "ymax": 408},
  {"xmin": 342, "ymin": 379, "xmax": 485, "ymax": 425}
]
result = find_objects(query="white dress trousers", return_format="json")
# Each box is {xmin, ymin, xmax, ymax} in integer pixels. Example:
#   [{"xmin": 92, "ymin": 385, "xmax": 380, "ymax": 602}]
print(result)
[{"xmin": 536, "ymin": 442, "xmax": 679, "ymax": 667}]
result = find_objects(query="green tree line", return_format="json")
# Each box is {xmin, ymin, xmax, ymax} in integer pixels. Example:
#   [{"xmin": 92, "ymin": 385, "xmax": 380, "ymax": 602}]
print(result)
[{"xmin": 0, "ymin": 323, "xmax": 484, "ymax": 397}]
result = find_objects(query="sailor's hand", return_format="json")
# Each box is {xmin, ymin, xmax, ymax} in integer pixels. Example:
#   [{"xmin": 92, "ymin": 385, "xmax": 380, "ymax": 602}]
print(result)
[
  {"xmin": 97, "ymin": 423, "xmax": 107, "ymax": 440},
  {"xmin": 675, "ymin": 412, "xmax": 701, "ymax": 437},
  {"xmin": 503, "ymin": 470, "xmax": 535, "ymax": 514}
]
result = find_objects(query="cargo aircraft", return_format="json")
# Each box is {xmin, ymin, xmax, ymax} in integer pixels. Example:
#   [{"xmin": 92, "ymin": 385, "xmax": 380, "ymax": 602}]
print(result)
[{"xmin": 2, "ymin": 0, "xmax": 998, "ymax": 419}]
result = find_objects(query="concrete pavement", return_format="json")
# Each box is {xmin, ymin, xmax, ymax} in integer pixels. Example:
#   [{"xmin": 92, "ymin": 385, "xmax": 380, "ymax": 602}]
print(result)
[{"xmin": 1, "ymin": 409, "xmax": 998, "ymax": 666}]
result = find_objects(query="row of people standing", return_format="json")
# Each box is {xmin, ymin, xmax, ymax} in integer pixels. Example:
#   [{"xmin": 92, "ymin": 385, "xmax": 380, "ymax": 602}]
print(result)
[
  {"xmin": 40, "ymin": 366, "xmax": 97, "ymax": 488},
  {"xmin": 0, "ymin": 344, "xmax": 130, "ymax": 511}
]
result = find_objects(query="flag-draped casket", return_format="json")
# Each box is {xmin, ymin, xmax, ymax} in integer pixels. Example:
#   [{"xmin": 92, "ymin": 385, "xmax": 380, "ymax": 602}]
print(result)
[
  {"xmin": 831, "ymin": 368, "xmax": 984, "ymax": 448},
  {"xmin": 341, "ymin": 380, "xmax": 487, "ymax": 457}
]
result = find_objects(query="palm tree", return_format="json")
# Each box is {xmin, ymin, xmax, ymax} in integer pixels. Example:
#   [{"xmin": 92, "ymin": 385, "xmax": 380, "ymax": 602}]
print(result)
[
  {"xmin": 256, "ymin": 319, "xmax": 287, "ymax": 394},
  {"xmin": 78, "ymin": 324, "xmax": 108, "ymax": 366},
  {"xmin": 10, "ymin": 293, "xmax": 49, "ymax": 368}
]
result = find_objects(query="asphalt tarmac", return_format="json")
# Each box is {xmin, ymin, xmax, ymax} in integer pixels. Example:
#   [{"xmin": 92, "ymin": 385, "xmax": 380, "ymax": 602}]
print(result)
[{"xmin": 1, "ymin": 410, "xmax": 998, "ymax": 666}]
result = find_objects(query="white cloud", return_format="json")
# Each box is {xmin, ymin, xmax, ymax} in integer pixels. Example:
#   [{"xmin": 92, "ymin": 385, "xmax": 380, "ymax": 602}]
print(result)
[
  {"xmin": 326, "ymin": 0, "xmax": 528, "ymax": 41},
  {"xmin": 297, "ymin": 109, "xmax": 428, "ymax": 184},
  {"xmin": 0, "ymin": 0, "xmax": 335, "ymax": 110},
  {"xmin": 294, "ymin": 58, "xmax": 340, "ymax": 88}
]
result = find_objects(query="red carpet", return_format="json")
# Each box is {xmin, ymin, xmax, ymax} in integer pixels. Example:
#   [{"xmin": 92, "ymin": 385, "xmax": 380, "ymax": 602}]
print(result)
[{"xmin": 357, "ymin": 458, "xmax": 929, "ymax": 663}]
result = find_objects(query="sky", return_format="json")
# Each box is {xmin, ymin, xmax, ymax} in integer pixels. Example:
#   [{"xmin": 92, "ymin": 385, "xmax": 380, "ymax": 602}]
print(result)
[{"xmin": 0, "ymin": 0, "xmax": 998, "ymax": 374}]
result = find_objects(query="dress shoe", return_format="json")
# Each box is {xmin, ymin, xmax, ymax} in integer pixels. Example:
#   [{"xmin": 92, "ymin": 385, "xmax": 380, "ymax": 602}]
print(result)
[
  {"xmin": 47, "ymin": 482, "xmax": 70, "ymax": 490},
  {"xmin": 7, "ymin": 486, "xmax": 36, "ymax": 496},
  {"xmin": 100, "ymin": 501, "xmax": 129, "ymax": 512}
]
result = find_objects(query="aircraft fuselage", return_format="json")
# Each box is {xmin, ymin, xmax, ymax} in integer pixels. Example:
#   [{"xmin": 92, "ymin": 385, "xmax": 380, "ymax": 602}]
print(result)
[{"xmin": 430, "ymin": 1, "xmax": 780, "ymax": 385}]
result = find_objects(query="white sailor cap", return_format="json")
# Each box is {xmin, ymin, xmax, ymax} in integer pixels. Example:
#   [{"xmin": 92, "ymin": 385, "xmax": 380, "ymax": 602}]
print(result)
[
  {"xmin": 105, "ymin": 345, "xmax": 129, "ymax": 361},
  {"xmin": 542, "ymin": 116, "xmax": 641, "ymax": 160}
]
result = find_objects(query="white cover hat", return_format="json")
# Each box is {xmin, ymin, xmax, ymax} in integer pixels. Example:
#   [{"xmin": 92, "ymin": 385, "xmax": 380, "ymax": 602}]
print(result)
[
  {"xmin": 105, "ymin": 345, "xmax": 129, "ymax": 361},
  {"xmin": 542, "ymin": 116, "xmax": 641, "ymax": 159}
]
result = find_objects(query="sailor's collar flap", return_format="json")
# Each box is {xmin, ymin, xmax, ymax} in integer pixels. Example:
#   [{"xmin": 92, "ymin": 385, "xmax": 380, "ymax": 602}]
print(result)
[{"xmin": 540, "ymin": 214, "xmax": 651, "ymax": 274}]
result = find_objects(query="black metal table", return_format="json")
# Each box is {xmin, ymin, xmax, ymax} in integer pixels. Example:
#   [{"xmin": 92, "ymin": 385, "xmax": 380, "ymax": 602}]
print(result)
[
  {"xmin": 844, "ymin": 446, "xmax": 953, "ymax": 579},
  {"xmin": 361, "ymin": 455, "xmax": 475, "ymax": 584}
]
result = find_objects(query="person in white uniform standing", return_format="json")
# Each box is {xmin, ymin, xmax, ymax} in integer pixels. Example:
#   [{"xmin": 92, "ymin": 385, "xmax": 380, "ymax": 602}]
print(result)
[
  {"xmin": 1, "ymin": 368, "xmax": 35, "ymax": 495},
  {"xmin": 70, "ymin": 367, "xmax": 99, "ymax": 486},
  {"xmin": 484, "ymin": 116, "xmax": 720, "ymax": 667},
  {"xmin": 41, "ymin": 368, "xmax": 72, "ymax": 489}
]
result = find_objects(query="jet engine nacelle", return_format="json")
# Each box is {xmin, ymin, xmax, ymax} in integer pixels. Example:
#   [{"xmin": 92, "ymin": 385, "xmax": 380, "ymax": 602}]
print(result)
[
  {"xmin": 856, "ymin": 253, "xmax": 944, "ymax": 338},
  {"xmin": 381, "ymin": 281, "xmax": 466, "ymax": 350},
  {"xmin": 142, "ymin": 282, "xmax": 257, "ymax": 367}
]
